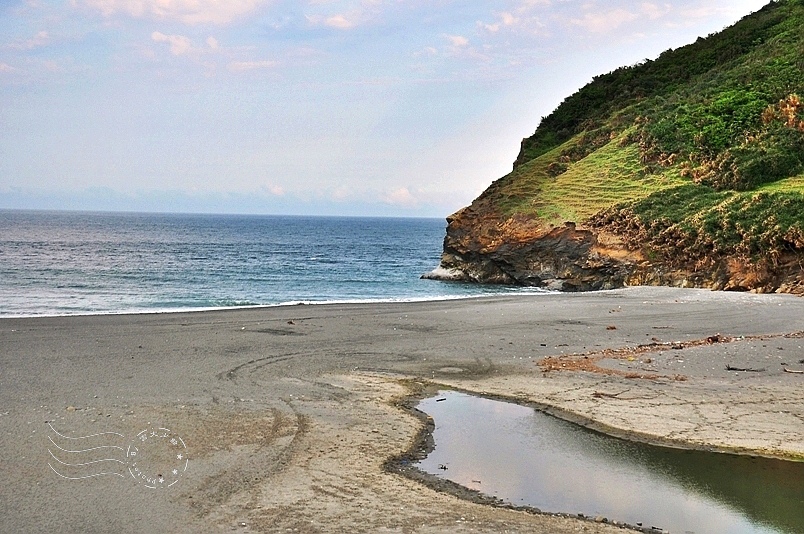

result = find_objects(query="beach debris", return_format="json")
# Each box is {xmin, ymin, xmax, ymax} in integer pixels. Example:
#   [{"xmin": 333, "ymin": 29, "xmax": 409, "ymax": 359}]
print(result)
[
  {"xmin": 438, "ymin": 464, "xmax": 448, "ymax": 470},
  {"xmin": 606, "ymin": 325, "xmax": 617, "ymax": 330},
  {"xmin": 536, "ymin": 331, "xmax": 802, "ymax": 379},
  {"xmin": 592, "ymin": 390, "xmax": 657, "ymax": 400},
  {"xmin": 783, "ymin": 368, "xmax": 804, "ymax": 374},
  {"xmin": 435, "ymin": 398, "xmax": 446, "ymax": 402},
  {"xmin": 725, "ymin": 365, "xmax": 766, "ymax": 372},
  {"xmin": 592, "ymin": 391, "xmax": 626, "ymax": 399},
  {"xmin": 287, "ymin": 320, "xmax": 295, "ymax": 325}
]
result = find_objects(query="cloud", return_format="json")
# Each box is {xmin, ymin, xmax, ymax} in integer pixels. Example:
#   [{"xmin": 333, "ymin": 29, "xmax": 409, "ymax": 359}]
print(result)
[
  {"xmin": 151, "ymin": 31, "xmax": 193, "ymax": 55},
  {"xmin": 500, "ymin": 12, "xmax": 518, "ymax": 26},
  {"xmin": 304, "ymin": 0, "xmax": 390, "ymax": 31},
  {"xmin": 305, "ymin": 13, "xmax": 358, "ymax": 30},
  {"xmin": 446, "ymin": 34, "xmax": 470, "ymax": 47},
  {"xmin": 518, "ymin": 0, "xmax": 551, "ymax": 6},
  {"xmin": 413, "ymin": 46, "xmax": 438, "ymax": 58},
  {"xmin": 0, "ymin": 63, "xmax": 14, "ymax": 73},
  {"xmin": 227, "ymin": 60, "xmax": 278, "ymax": 71},
  {"xmin": 77, "ymin": 0, "xmax": 269, "ymax": 25},
  {"xmin": 481, "ymin": 12, "xmax": 518, "ymax": 33},
  {"xmin": 477, "ymin": 4, "xmax": 548, "ymax": 38},
  {"xmin": 325, "ymin": 14, "xmax": 355, "ymax": 29},
  {"xmin": 641, "ymin": 2, "xmax": 672, "ymax": 20},
  {"xmin": 43, "ymin": 60, "xmax": 63, "ymax": 72},
  {"xmin": 382, "ymin": 187, "xmax": 419, "ymax": 208},
  {"xmin": 7, "ymin": 30, "xmax": 50, "ymax": 50},
  {"xmin": 570, "ymin": 8, "xmax": 639, "ymax": 33},
  {"xmin": 331, "ymin": 187, "xmax": 351, "ymax": 201},
  {"xmin": 438, "ymin": 33, "xmax": 491, "ymax": 62},
  {"xmin": 262, "ymin": 184, "xmax": 285, "ymax": 196}
]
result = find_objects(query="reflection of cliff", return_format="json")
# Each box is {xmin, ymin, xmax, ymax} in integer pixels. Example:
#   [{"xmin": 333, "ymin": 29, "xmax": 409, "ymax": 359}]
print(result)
[
  {"xmin": 427, "ymin": 1, "xmax": 804, "ymax": 294},
  {"xmin": 636, "ymin": 443, "xmax": 804, "ymax": 534}
]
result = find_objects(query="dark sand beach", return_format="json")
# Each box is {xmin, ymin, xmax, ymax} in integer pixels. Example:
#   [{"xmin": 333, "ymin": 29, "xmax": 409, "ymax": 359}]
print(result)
[{"xmin": 2, "ymin": 287, "xmax": 804, "ymax": 533}]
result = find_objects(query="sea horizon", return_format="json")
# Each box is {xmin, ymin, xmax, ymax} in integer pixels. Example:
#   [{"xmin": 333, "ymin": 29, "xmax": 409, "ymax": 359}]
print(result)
[{"xmin": 0, "ymin": 206, "xmax": 447, "ymax": 220}]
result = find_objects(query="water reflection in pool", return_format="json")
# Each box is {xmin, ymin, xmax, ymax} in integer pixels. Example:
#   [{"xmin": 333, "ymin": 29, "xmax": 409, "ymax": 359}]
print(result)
[{"xmin": 416, "ymin": 391, "xmax": 804, "ymax": 534}]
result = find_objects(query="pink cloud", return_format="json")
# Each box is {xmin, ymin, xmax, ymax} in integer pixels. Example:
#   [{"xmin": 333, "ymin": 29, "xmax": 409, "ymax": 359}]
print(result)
[
  {"xmin": 325, "ymin": 14, "xmax": 355, "ymax": 29},
  {"xmin": 227, "ymin": 60, "xmax": 278, "ymax": 71},
  {"xmin": 7, "ymin": 30, "xmax": 49, "ymax": 50},
  {"xmin": 77, "ymin": 0, "xmax": 268, "ymax": 25},
  {"xmin": 151, "ymin": 31, "xmax": 193, "ymax": 55},
  {"xmin": 382, "ymin": 187, "xmax": 419, "ymax": 208},
  {"xmin": 571, "ymin": 8, "xmax": 639, "ymax": 33}
]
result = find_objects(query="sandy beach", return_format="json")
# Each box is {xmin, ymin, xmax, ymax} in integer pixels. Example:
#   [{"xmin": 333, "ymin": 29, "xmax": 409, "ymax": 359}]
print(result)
[{"xmin": 2, "ymin": 286, "xmax": 804, "ymax": 533}]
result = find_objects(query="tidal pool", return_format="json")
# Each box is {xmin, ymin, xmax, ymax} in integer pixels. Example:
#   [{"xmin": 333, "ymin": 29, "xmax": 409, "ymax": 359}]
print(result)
[{"xmin": 415, "ymin": 391, "xmax": 804, "ymax": 534}]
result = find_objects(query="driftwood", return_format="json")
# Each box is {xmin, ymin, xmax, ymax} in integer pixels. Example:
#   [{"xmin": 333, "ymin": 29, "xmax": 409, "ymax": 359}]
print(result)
[
  {"xmin": 591, "ymin": 390, "xmax": 657, "ymax": 400},
  {"xmin": 783, "ymin": 368, "xmax": 804, "ymax": 374},
  {"xmin": 725, "ymin": 365, "xmax": 766, "ymax": 372},
  {"xmin": 592, "ymin": 391, "xmax": 627, "ymax": 399}
]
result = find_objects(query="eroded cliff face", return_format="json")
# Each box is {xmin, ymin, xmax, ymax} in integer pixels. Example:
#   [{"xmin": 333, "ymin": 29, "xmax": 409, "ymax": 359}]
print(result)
[{"xmin": 424, "ymin": 205, "xmax": 804, "ymax": 295}]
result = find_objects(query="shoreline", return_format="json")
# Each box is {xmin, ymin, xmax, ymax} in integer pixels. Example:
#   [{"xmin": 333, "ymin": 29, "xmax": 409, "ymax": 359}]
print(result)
[
  {"xmin": 0, "ymin": 289, "xmax": 554, "ymax": 320},
  {"xmin": 3, "ymin": 287, "xmax": 804, "ymax": 532}
]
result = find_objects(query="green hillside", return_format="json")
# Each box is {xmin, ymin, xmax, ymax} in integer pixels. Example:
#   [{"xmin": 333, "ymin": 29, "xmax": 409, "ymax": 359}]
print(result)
[{"xmin": 489, "ymin": 0, "xmax": 804, "ymax": 262}]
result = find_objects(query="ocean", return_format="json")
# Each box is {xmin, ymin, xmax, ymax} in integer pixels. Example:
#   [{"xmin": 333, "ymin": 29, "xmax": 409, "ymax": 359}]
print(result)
[{"xmin": 0, "ymin": 210, "xmax": 544, "ymax": 317}]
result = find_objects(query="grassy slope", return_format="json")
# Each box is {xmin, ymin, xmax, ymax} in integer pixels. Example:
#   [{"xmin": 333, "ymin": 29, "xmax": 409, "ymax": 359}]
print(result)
[
  {"xmin": 482, "ymin": 0, "xmax": 804, "ymax": 261},
  {"xmin": 500, "ymin": 133, "xmax": 687, "ymax": 225}
]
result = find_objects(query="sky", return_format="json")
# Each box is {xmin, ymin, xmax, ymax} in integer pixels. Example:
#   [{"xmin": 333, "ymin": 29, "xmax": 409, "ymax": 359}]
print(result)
[{"xmin": 0, "ymin": 0, "xmax": 770, "ymax": 217}]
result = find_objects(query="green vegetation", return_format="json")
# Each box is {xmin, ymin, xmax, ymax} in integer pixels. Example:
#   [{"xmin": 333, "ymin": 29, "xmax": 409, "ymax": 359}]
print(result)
[
  {"xmin": 517, "ymin": 0, "xmax": 796, "ymax": 163},
  {"xmin": 592, "ymin": 185, "xmax": 804, "ymax": 261},
  {"xmin": 513, "ymin": 133, "xmax": 687, "ymax": 224},
  {"xmin": 487, "ymin": 0, "xmax": 804, "ymax": 261}
]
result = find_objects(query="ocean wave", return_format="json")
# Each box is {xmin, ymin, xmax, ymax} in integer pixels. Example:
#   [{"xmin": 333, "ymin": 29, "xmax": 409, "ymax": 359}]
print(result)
[{"xmin": 0, "ymin": 291, "xmax": 558, "ymax": 319}]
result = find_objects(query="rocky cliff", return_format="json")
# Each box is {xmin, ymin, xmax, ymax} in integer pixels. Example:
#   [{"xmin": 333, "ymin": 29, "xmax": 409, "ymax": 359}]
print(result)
[{"xmin": 424, "ymin": 207, "xmax": 804, "ymax": 294}]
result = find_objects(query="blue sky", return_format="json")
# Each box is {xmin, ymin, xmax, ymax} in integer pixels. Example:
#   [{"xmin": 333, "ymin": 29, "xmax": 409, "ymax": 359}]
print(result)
[{"xmin": 0, "ymin": 0, "xmax": 769, "ymax": 217}]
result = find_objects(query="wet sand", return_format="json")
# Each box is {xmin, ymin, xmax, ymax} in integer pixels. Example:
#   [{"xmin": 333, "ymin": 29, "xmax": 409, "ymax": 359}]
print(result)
[{"xmin": 2, "ymin": 287, "xmax": 804, "ymax": 533}]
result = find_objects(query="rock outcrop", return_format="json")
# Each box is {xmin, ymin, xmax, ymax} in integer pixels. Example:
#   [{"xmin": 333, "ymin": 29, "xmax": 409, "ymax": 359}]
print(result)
[{"xmin": 424, "ymin": 204, "xmax": 804, "ymax": 295}]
